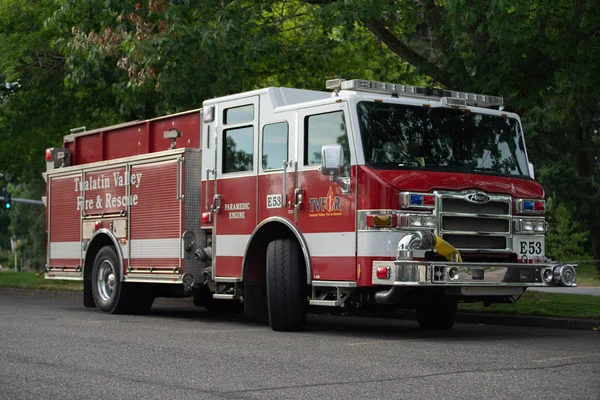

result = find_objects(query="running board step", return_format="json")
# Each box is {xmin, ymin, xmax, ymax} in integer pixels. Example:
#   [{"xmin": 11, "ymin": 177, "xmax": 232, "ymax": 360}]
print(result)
[
  {"xmin": 309, "ymin": 299, "xmax": 339, "ymax": 307},
  {"xmin": 212, "ymin": 294, "xmax": 235, "ymax": 300}
]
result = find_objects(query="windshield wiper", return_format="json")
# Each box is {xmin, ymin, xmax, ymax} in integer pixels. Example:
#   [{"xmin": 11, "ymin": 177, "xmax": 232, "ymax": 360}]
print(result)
[
  {"xmin": 427, "ymin": 165, "xmax": 509, "ymax": 177},
  {"xmin": 464, "ymin": 167, "xmax": 508, "ymax": 176}
]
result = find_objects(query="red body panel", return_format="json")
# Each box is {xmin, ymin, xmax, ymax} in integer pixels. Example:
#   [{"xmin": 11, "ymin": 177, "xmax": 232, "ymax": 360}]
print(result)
[
  {"xmin": 214, "ymin": 175, "xmax": 257, "ymax": 277},
  {"xmin": 297, "ymin": 168, "xmax": 356, "ymax": 232},
  {"xmin": 311, "ymin": 256, "xmax": 356, "ymax": 281},
  {"xmin": 357, "ymin": 166, "xmax": 544, "ymax": 211},
  {"xmin": 216, "ymin": 256, "xmax": 244, "ymax": 277},
  {"xmin": 296, "ymin": 168, "xmax": 357, "ymax": 281},
  {"xmin": 66, "ymin": 110, "xmax": 201, "ymax": 165},
  {"xmin": 214, "ymin": 176, "xmax": 258, "ymax": 235}
]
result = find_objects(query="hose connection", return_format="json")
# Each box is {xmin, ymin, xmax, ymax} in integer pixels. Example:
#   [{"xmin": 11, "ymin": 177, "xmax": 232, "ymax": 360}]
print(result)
[{"xmin": 396, "ymin": 231, "xmax": 461, "ymax": 262}]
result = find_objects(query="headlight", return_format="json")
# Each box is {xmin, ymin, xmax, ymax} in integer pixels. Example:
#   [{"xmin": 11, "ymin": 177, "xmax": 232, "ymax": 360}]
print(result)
[
  {"xmin": 422, "ymin": 216, "xmax": 436, "ymax": 228},
  {"xmin": 522, "ymin": 220, "xmax": 534, "ymax": 232},
  {"xmin": 514, "ymin": 218, "xmax": 546, "ymax": 233},
  {"xmin": 541, "ymin": 267, "xmax": 553, "ymax": 283},
  {"xmin": 448, "ymin": 266, "xmax": 460, "ymax": 281},
  {"xmin": 408, "ymin": 215, "xmax": 423, "ymax": 227},
  {"xmin": 408, "ymin": 215, "xmax": 436, "ymax": 228},
  {"xmin": 534, "ymin": 220, "xmax": 546, "ymax": 232},
  {"xmin": 400, "ymin": 213, "xmax": 437, "ymax": 230},
  {"xmin": 553, "ymin": 264, "xmax": 576, "ymax": 287}
]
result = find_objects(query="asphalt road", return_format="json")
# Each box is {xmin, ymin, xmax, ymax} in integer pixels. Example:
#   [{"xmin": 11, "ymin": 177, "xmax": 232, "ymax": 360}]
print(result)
[{"xmin": 1, "ymin": 290, "xmax": 598, "ymax": 400}]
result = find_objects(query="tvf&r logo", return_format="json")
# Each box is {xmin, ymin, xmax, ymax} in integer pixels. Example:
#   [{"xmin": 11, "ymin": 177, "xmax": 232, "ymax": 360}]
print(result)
[{"xmin": 308, "ymin": 186, "xmax": 342, "ymax": 216}]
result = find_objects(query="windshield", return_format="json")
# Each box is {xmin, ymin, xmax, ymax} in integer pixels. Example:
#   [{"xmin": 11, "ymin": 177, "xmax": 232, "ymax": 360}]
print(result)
[{"xmin": 357, "ymin": 101, "xmax": 530, "ymax": 177}]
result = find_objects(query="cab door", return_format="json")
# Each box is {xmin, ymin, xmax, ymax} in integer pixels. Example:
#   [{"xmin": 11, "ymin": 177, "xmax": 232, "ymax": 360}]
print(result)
[
  {"xmin": 211, "ymin": 96, "xmax": 259, "ymax": 278},
  {"xmin": 294, "ymin": 102, "xmax": 357, "ymax": 281}
]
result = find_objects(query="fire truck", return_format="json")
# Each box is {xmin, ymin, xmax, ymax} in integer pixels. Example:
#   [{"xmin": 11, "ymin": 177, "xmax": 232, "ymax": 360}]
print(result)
[{"xmin": 43, "ymin": 78, "xmax": 577, "ymax": 331}]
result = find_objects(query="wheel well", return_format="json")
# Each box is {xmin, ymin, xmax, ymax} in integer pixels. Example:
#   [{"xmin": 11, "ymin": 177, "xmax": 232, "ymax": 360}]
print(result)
[
  {"xmin": 84, "ymin": 234, "xmax": 119, "ymax": 283},
  {"xmin": 242, "ymin": 221, "xmax": 308, "ymax": 285}
]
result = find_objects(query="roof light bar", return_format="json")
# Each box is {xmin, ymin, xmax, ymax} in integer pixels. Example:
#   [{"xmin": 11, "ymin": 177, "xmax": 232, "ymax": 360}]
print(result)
[{"xmin": 326, "ymin": 78, "xmax": 503, "ymax": 108}]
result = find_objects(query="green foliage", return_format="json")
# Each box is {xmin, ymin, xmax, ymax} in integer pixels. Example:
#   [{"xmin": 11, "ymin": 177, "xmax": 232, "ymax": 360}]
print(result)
[{"xmin": 545, "ymin": 199, "xmax": 591, "ymax": 264}]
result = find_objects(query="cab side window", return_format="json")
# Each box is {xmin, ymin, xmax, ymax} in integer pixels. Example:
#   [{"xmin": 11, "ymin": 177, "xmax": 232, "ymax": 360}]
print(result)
[
  {"xmin": 262, "ymin": 122, "xmax": 288, "ymax": 170},
  {"xmin": 304, "ymin": 111, "xmax": 350, "ymax": 176},
  {"xmin": 222, "ymin": 104, "xmax": 255, "ymax": 174},
  {"xmin": 223, "ymin": 126, "xmax": 253, "ymax": 173}
]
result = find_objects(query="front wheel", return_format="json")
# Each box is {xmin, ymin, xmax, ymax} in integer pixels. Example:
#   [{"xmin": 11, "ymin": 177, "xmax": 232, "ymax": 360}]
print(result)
[
  {"xmin": 91, "ymin": 246, "xmax": 130, "ymax": 314},
  {"xmin": 266, "ymin": 239, "xmax": 307, "ymax": 331},
  {"xmin": 416, "ymin": 297, "xmax": 458, "ymax": 330}
]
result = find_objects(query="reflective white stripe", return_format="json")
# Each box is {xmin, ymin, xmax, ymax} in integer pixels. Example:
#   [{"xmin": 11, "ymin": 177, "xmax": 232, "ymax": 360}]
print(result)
[
  {"xmin": 304, "ymin": 232, "xmax": 355, "ymax": 257},
  {"xmin": 357, "ymin": 231, "xmax": 404, "ymax": 257},
  {"xmin": 357, "ymin": 231, "xmax": 426, "ymax": 258},
  {"xmin": 130, "ymin": 238, "xmax": 181, "ymax": 259},
  {"xmin": 215, "ymin": 235, "xmax": 251, "ymax": 257},
  {"xmin": 215, "ymin": 232, "xmax": 356, "ymax": 258},
  {"xmin": 50, "ymin": 242, "xmax": 81, "ymax": 259}
]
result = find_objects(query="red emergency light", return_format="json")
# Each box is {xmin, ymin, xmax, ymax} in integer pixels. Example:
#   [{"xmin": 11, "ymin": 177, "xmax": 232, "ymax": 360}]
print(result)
[{"xmin": 376, "ymin": 266, "xmax": 390, "ymax": 279}]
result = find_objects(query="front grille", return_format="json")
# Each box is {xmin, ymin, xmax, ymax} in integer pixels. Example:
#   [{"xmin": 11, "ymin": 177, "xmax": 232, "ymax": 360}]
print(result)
[
  {"xmin": 442, "ymin": 216, "xmax": 510, "ymax": 233},
  {"xmin": 442, "ymin": 235, "xmax": 507, "ymax": 250},
  {"xmin": 442, "ymin": 198, "xmax": 509, "ymax": 214},
  {"xmin": 438, "ymin": 192, "xmax": 512, "ymax": 252}
]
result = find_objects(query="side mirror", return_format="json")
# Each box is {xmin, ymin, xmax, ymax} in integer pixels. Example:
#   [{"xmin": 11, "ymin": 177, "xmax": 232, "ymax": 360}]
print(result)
[
  {"xmin": 321, "ymin": 144, "xmax": 350, "ymax": 194},
  {"xmin": 321, "ymin": 144, "xmax": 344, "ymax": 177},
  {"xmin": 528, "ymin": 162, "xmax": 535, "ymax": 179}
]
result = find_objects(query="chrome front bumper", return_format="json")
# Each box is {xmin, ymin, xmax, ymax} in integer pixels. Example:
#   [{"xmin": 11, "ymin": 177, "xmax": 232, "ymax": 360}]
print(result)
[{"xmin": 372, "ymin": 260, "xmax": 577, "ymax": 288}]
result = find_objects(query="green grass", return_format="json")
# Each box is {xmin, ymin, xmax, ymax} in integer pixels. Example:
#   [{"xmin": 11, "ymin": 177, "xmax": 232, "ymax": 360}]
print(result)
[
  {"xmin": 459, "ymin": 290, "xmax": 600, "ymax": 319},
  {"xmin": 574, "ymin": 262, "xmax": 600, "ymax": 286},
  {"xmin": 0, "ymin": 272, "xmax": 81, "ymax": 291}
]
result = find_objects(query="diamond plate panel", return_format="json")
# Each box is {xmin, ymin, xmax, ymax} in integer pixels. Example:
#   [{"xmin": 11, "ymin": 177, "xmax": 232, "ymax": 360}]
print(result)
[{"xmin": 183, "ymin": 149, "xmax": 206, "ymax": 282}]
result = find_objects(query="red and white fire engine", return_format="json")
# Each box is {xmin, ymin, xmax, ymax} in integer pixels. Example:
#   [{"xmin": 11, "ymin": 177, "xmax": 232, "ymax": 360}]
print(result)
[{"xmin": 43, "ymin": 78, "xmax": 577, "ymax": 331}]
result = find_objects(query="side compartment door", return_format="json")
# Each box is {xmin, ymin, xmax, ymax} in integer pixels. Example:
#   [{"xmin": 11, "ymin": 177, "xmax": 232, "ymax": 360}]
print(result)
[
  {"xmin": 129, "ymin": 159, "xmax": 182, "ymax": 272},
  {"xmin": 295, "ymin": 103, "xmax": 357, "ymax": 281},
  {"xmin": 47, "ymin": 173, "xmax": 83, "ymax": 277},
  {"xmin": 213, "ymin": 96, "xmax": 259, "ymax": 278}
]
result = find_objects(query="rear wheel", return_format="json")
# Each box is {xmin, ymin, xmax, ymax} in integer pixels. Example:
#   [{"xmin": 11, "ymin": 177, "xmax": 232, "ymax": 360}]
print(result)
[
  {"xmin": 416, "ymin": 297, "xmax": 458, "ymax": 330},
  {"xmin": 91, "ymin": 246, "xmax": 130, "ymax": 314},
  {"xmin": 266, "ymin": 238, "xmax": 307, "ymax": 331}
]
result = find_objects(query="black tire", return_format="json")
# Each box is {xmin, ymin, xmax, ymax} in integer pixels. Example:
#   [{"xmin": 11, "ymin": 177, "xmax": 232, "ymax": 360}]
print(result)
[
  {"xmin": 91, "ymin": 246, "xmax": 130, "ymax": 314},
  {"xmin": 416, "ymin": 297, "xmax": 458, "ymax": 330},
  {"xmin": 266, "ymin": 238, "xmax": 307, "ymax": 331}
]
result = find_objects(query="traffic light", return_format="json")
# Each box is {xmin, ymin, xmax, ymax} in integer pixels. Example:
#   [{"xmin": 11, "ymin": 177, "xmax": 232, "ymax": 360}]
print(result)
[{"xmin": 4, "ymin": 192, "xmax": 11, "ymax": 210}]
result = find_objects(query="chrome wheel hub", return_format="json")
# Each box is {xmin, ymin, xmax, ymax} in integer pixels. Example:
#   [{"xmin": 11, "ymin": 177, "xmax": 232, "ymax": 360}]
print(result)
[{"xmin": 97, "ymin": 260, "xmax": 117, "ymax": 301}]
